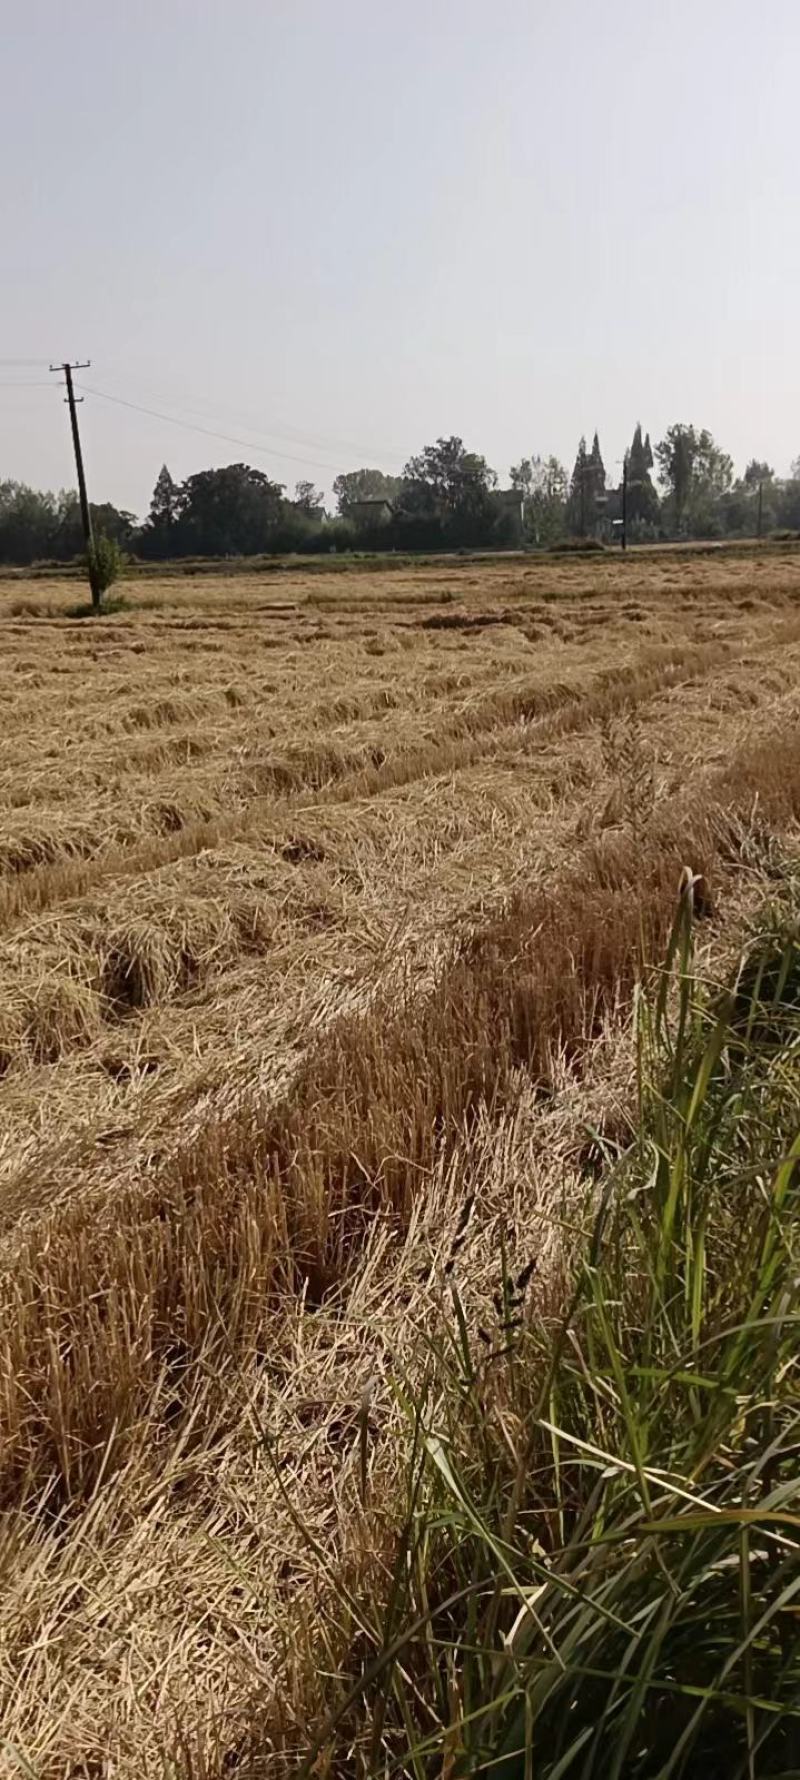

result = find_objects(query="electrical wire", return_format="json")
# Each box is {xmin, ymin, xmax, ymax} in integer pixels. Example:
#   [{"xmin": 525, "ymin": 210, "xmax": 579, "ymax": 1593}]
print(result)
[
  {"xmin": 101, "ymin": 378, "xmax": 407, "ymax": 468},
  {"xmin": 0, "ymin": 363, "xmax": 407, "ymax": 479},
  {"xmin": 1, "ymin": 358, "xmax": 407, "ymax": 466},
  {"xmin": 75, "ymin": 382, "xmax": 403, "ymax": 478},
  {"xmin": 95, "ymin": 360, "xmax": 408, "ymax": 463}
]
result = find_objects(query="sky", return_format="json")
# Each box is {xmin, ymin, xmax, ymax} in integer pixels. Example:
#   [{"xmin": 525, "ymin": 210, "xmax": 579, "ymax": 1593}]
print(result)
[{"xmin": 2, "ymin": 0, "xmax": 799, "ymax": 517}]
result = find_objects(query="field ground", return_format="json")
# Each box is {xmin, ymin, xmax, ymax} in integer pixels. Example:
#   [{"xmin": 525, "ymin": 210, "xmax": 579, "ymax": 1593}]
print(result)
[{"xmin": 1, "ymin": 549, "xmax": 800, "ymax": 1773}]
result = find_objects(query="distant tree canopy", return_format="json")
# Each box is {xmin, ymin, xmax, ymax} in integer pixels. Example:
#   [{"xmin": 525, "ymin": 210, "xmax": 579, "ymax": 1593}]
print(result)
[
  {"xmin": 2, "ymin": 423, "xmax": 800, "ymax": 568},
  {"xmin": 625, "ymin": 424, "xmax": 660, "ymax": 532},
  {"xmin": 177, "ymin": 464, "xmax": 285, "ymax": 556},
  {"xmin": 136, "ymin": 463, "xmax": 286, "ymax": 557},
  {"xmin": 510, "ymin": 456, "xmax": 568, "ymax": 545},
  {"xmin": 655, "ymin": 425, "xmax": 733, "ymax": 535},
  {"xmin": 566, "ymin": 434, "xmax": 607, "ymax": 535},
  {"xmin": 146, "ymin": 464, "xmax": 180, "ymax": 554},
  {"xmin": 401, "ymin": 436, "xmax": 497, "ymax": 510},
  {"xmin": 0, "ymin": 481, "xmax": 135, "ymax": 565},
  {"xmin": 394, "ymin": 436, "xmax": 499, "ymax": 543},
  {"xmin": 591, "ymin": 431, "xmax": 606, "ymax": 491},
  {"xmin": 743, "ymin": 459, "xmax": 774, "ymax": 488},
  {"xmin": 293, "ymin": 480, "xmax": 324, "ymax": 514}
]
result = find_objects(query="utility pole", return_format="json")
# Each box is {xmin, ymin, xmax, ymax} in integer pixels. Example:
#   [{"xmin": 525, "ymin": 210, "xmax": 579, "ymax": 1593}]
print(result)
[
  {"xmin": 621, "ymin": 453, "xmax": 628, "ymax": 552},
  {"xmin": 757, "ymin": 479, "xmax": 764, "ymax": 541},
  {"xmin": 50, "ymin": 360, "xmax": 98, "ymax": 608}
]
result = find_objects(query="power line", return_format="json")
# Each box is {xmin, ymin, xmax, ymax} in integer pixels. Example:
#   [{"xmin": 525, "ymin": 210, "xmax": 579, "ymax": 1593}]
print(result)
[
  {"xmin": 96, "ymin": 359, "xmax": 408, "ymax": 461},
  {"xmin": 1, "ymin": 358, "xmax": 407, "ymax": 469},
  {"xmin": 134, "ymin": 388, "xmax": 405, "ymax": 463},
  {"xmin": 2, "ymin": 359, "xmax": 408, "ymax": 478},
  {"xmin": 82, "ymin": 381, "xmax": 406, "ymax": 472},
  {"xmin": 75, "ymin": 382, "xmax": 403, "ymax": 478}
]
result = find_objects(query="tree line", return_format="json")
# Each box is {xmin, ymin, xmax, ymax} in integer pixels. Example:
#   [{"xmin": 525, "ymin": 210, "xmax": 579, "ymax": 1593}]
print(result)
[
  {"xmin": 2, "ymin": 423, "xmax": 800, "ymax": 565},
  {"xmin": 510, "ymin": 426, "xmax": 800, "ymax": 546}
]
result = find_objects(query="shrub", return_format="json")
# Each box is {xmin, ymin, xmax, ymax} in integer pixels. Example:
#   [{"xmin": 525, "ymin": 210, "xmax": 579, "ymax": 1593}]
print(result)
[
  {"xmin": 548, "ymin": 535, "xmax": 605, "ymax": 554},
  {"xmin": 85, "ymin": 533, "xmax": 123, "ymax": 608}
]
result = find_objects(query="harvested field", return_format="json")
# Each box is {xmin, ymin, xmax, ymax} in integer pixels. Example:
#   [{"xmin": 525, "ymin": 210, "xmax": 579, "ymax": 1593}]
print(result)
[{"xmin": 1, "ymin": 547, "xmax": 800, "ymax": 1775}]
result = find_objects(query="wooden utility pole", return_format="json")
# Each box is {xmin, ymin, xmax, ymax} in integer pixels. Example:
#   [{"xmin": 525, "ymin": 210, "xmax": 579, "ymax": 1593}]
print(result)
[
  {"xmin": 50, "ymin": 360, "xmax": 98, "ymax": 607},
  {"xmin": 757, "ymin": 479, "xmax": 764, "ymax": 540},
  {"xmin": 621, "ymin": 453, "xmax": 628, "ymax": 551}
]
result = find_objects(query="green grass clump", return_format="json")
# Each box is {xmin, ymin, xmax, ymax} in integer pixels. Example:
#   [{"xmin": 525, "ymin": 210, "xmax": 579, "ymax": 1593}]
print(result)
[{"xmin": 316, "ymin": 886, "xmax": 800, "ymax": 1777}]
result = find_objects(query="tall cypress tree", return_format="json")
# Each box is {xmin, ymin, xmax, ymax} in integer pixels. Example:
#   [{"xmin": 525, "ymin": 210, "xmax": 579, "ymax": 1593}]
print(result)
[
  {"xmin": 144, "ymin": 465, "xmax": 182, "ymax": 558},
  {"xmin": 149, "ymin": 465, "xmax": 179, "ymax": 530},
  {"xmin": 629, "ymin": 424, "xmax": 647, "ymax": 484},
  {"xmin": 625, "ymin": 425, "xmax": 659, "ymax": 528},
  {"xmin": 568, "ymin": 436, "xmax": 589, "ymax": 534},
  {"xmin": 590, "ymin": 431, "xmax": 606, "ymax": 495}
]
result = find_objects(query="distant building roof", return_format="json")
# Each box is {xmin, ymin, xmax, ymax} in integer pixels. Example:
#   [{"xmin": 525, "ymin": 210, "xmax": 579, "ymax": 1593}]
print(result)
[{"xmin": 349, "ymin": 498, "xmax": 394, "ymax": 524}]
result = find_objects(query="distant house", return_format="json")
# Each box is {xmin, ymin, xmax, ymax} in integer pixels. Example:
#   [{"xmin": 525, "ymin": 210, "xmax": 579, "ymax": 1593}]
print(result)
[{"xmin": 348, "ymin": 498, "xmax": 394, "ymax": 529}]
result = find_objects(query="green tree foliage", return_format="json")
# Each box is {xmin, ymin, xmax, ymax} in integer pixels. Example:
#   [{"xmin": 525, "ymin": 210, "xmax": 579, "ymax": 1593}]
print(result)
[
  {"xmin": 0, "ymin": 482, "xmax": 56, "ymax": 562},
  {"xmin": 175, "ymin": 463, "xmax": 285, "ymax": 555},
  {"xmin": 400, "ymin": 436, "xmax": 496, "ymax": 514},
  {"xmin": 565, "ymin": 432, "xmax": 607, "ymax": 534},
  {"xmin": 509, "ymin": 459, "xmax": 534, "ymax": 496},
  {"xmin": 779, "ymin": 458, "xmax": 800, "ymax": 531},
  {"xmin": 272, "ymin": 482, "xmax": 331, "ymax": 550},
  {"xmin": 0, "ymin": 481, "xmax": 134, "ymax": 565},
  {"xmin": 566, "ymin": 436, "xmax": 588, "ymax": 534},
  {"xmin": 332, "ymin": 468, "xmax": 403, "ymax": 515},
  {"xmin": 48, "ymin": 491, "xmax": 87, "ymax": 559},
  {"xmin": 567, "ymin": 435, "xmax": 606, "ymax": 534},
  {"xmin": 691, "ymin": 432, "xmax": 734, "ymax": 535},
  {"xmin": 92, "ymin": 503, "xmax": 135, "ymax": 546},
  {"xmin": 511, "ymin": 456, "xmax": 568, "ymax": 544},
  {"xmin": 396, "ymin": 436, "xmax": 498, "ymax": 544},
  {"xmin": 4, "ymin": 423, "xmax": 799, "ymax": 565},
  {"xmin": 656, "ymin": 424, "xmax": 733, "ymax": 535},
  {"xmin": 628, "ymin": 423, "xmax": 648, "ymax": 484},
  {"xmin": 143, "ymin": 464, "xmax": 180, "ymax": 554},
  {"xmin": 293, "ymin": 480, "xmax": 324, "ymax": 514},
  {"xmin": 624, "ymin": 423, "xmax": 661, "ymax": 530},
  {"xmin": 718, "ymin": 460, "xmax": 779, "ymax": 537},
  {"xmin": 655, "ymin": 424, "xmax": 696, "ymax": 528},
  {"xmin": 775, "ymin": 476, "xmax": 800, "ymax": 531},
  {"xmin": 590, "ymin": 430, "xmax": 605, "ymax": 492},
  {"xmin": 743, "ymin": 458, "xmax": 774, "ymax": 487},
  {"xmin": 138, "ymin": 462, "xmax": 286, "ymax": 557},
  {"xmin": 86, "ymin": 533, "xmax": 123, "ymax": 608}
]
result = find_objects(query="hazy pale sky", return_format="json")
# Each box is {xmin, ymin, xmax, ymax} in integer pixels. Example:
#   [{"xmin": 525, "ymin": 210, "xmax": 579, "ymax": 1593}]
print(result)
[{"xmin": 3, "ymin": 0, "xmax": 799, "ymax": 516}]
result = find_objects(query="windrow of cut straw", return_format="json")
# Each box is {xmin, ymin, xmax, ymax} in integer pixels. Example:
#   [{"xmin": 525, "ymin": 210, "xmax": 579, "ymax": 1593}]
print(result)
[{"xmin": 3, "ymin": 712, "xmax": 800, "ymax": 1511}]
